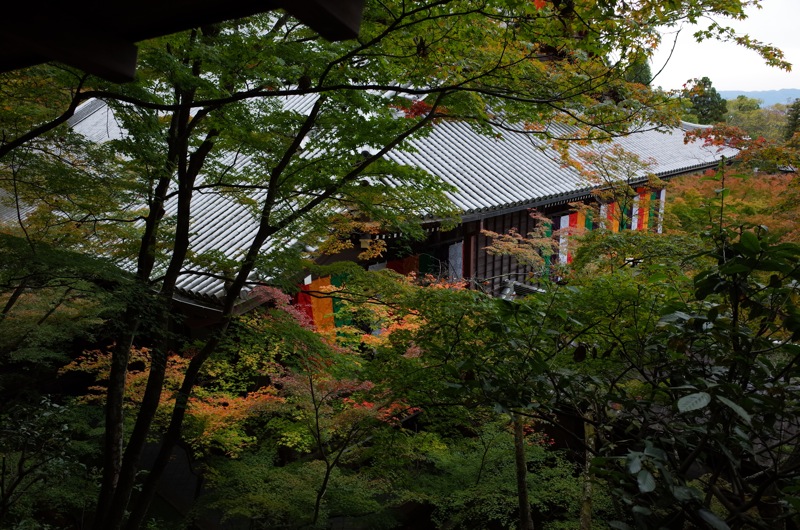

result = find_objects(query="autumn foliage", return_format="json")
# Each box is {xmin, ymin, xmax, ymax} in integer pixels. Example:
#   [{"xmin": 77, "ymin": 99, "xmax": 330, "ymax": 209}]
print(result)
[{"xmin": 676, "ymin": 123, "xmax": 800, "ymax": 242}]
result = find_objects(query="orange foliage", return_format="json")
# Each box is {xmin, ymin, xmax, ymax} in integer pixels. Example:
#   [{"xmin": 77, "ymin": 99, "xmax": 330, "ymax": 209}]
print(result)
[
  {"xmin": 482, "ymin": 209, "xmax": 558, "ymax": 277},
  {"xmin": 684, "ymin": 123, "xmax": 758, "ymax": 151},
  {"xmin": 685, "ymin": 123, "xmax": 798, "ymax": 171},
  {"xmin": 668, "ymin": 171, "xmax": 800, "ymax": 242},
  {"xmin": 280, "ymin": 373, "xmax": 418, "ymax": 428},
  {"xmin": 187, "ymin": 388, "xmax": 284, "ymax": 455},
  {"xmin": 400, "ymin": 99, "xmax": 434, "ymax": 118},
  {"xmin": 317, "ymin": 212, "xmax": 388, "ymax": 260},
  {"xmin": 60, "ymin": 345, "xmax": 285, "ymax": 456},
  {"xmin": 59, "ymin": 346, "xmax": 189, "ymax": 407},
  {"xmin": 359, "ymin": 310, "xmax": 422, "ymax": 348}
]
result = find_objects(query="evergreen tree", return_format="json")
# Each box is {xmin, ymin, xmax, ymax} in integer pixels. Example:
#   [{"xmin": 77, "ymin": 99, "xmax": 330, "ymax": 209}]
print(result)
[
  {"xmin": 624, "ymin": 58, "xmax": 652, "ymax": 86},
  {"xmin": 685, "ymin": 76, "xmax": 728, "ymax": 124},
  {"xmin": 785, "ymin": 98, "xmax": 800, "ymax": 141}
]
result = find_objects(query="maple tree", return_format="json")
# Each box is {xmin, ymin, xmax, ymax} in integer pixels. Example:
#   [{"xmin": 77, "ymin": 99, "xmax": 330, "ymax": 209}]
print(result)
[
  {"xmin": 572, "ymin": 144, "xmax": 664, "ymax": 231},
  {"xmin": 482, "ymin": 210, "xmax": 560, "ymax": 283},
  {"xmin": 672, "ymin": 122, "xmax": 800, "ymax": 241},
  {"xmin": 668, "ymin": 170, "xmax": 800, "ymax": 242}
]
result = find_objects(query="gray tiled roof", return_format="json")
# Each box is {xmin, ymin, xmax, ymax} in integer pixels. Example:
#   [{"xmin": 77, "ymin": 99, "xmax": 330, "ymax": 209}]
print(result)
[
  {"xmin": 67, "ymin": 98, "xmax": 126, "ymax": 142},
  {"xmin": 387, "ymin": 120, "xmax": 732, "ymax": 220},
  {"xmin": 0, "ymin": 190, "xmax": 35, "ymax": 225},
  {"xmin": 60, "ymin": 99, "xmax": 731, "ymax": 302}
]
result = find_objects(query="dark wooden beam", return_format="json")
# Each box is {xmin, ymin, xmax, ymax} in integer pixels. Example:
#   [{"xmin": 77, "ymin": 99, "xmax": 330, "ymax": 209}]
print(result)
[
  {"xmin": 0, "ymin": 0, "xmax": 364, "ymax": 81},
  {"xmin": 274, "ymin": 0, "xmax": 365, "ymax": 41},
  {"xmin": 0, "ymin": 22, "xmax": 138, "ymax": 83}
]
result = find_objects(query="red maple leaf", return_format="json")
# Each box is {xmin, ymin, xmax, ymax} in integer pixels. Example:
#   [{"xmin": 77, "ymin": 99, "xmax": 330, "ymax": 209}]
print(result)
[{"xmin": 533, "ymin": 0, "xmax": 547, "ymax": 9}]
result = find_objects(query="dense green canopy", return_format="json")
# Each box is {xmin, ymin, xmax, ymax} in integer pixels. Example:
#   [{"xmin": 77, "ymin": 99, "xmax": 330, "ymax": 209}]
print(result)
[{"xmin": 0, "ymin": 1, "xmax": 793, "ymax": 529}]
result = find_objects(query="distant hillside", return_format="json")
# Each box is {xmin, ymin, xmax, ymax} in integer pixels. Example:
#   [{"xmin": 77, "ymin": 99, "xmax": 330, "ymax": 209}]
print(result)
[{"xmin": 718, "ymin": 88, "xmax": 800, "ymax": 107}]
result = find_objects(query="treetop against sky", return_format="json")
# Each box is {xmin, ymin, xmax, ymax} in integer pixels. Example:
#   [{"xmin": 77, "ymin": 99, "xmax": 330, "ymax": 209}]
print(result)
[{"xmin": 652, "ymin": 0, "xmax": 799, "ymax": 92}]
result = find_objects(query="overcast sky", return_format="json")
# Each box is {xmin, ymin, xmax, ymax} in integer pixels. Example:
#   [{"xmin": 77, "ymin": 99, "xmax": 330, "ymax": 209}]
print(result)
[{"xmin": 650, "ymin": 0, "xmax": 800, "ymax": 92}]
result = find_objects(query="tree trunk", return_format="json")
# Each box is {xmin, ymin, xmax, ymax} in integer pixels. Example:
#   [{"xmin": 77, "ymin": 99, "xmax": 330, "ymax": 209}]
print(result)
[
  {"xmin": 580, "ymin": 420, "xmax": 595, "ymax": 530},
  {"xmin": 124, "ymin": 329, "xmax": 228, "ymax": 530},
  {"xmin": 101, "ymin": 347, "xmax": 167, "ymax": 530},
  {"xmin": 312, "ymin": 463, "xmax": 334, "ymax": 527},
  {"xmin": 93, "ymin": 324, "xmax": 137, "ymax": 530},
  {"xmin": 513, "ymin": 414, "xmax": 535, "ymax": 530},
  {"xmin": 0, "ymin": 279, "xmax": 27, "ymax": 319},
  {"xmin": 92, "ymin": 173, "xmax": 173, "ymax": 529},
  {"xmin": 101, "ymin": 123, "xmax": 216, "ymax": 530},
  {"xmin": 93, "ymin": 130, "xmax": 175, "ymax": 529}
]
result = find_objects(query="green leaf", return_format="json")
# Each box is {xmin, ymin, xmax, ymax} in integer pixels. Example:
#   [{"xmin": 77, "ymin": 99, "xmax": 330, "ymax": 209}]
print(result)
[
  {"xmin": 660, "ymin": 311, "xmax": 693, "ymax": 323},
  {"xmin": 677, "ymin": 392, "xmax": 711, "ymax": 413},
  {"xmin": 671, "ymin": 486, "xmax": 698, "ymax": 502},
  {"xmin": 715, "ymin": 395, "xmax": 751, "ymax": 425},
  {"xmin": 637, "ymin": 469, "xmax": 656, "ymax": 493},
  {"xmin": 627, "ymin": 455, "xmax": 642, "ymax": 474},
  {"xmin": 697, "ymin": 509, "xmax": 730, "ymax": 530},
  {"xmin": 738, "ymin": 231, "xmax": 761, "ymax": 254},
  {"xmin": 643, "ymin": 445, "xmax": 667, "ymax": 461},
  {"xmin": 719, "ymin": 262, "xmax": 751, "ymax": 275}
]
